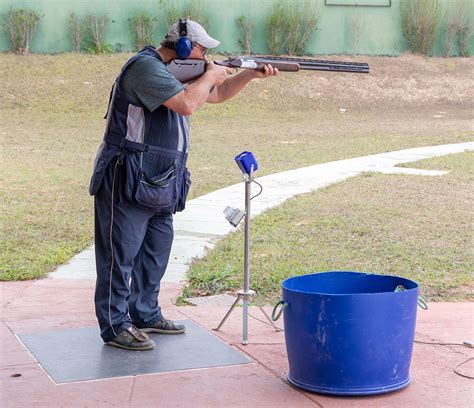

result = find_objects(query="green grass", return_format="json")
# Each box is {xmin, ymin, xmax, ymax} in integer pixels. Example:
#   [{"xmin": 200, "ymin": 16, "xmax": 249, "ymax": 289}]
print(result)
[
  {"xmin": 184, "ymin": 152, "xmax": 473, "ymax": 302},
  {"xmin": 0, "ymin": 53, "xmax": 472, "ymax": 281}
]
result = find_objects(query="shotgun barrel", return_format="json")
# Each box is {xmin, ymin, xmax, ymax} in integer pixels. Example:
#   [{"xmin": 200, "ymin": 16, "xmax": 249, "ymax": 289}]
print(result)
[{"xmin": 227, "ymin": 56, "xmax": 370, "ymax": 74}]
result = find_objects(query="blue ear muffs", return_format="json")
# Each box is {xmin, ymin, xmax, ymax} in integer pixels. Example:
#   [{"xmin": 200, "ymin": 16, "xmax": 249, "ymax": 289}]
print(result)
[{"xmin": 175, "ymin": 19, "xmax": 193, "ymax": 59}]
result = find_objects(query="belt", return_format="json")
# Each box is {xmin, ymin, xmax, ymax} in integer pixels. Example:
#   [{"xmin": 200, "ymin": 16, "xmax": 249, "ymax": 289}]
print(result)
[{"xmin": 105, "ymin": 133, "xmax": 181, "ymax": 160}]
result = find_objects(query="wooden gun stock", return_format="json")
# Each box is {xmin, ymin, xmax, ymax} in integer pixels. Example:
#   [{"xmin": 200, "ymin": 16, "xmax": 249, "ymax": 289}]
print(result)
[{"xmin": 166, "ymin": 59, "xmax": 207, "ymax": 83}]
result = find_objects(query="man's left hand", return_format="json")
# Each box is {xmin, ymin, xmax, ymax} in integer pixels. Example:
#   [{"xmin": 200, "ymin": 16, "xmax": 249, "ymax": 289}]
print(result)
[{"xmin": 251, "ymin": 64, "xmax": 279, "ymax": 79}]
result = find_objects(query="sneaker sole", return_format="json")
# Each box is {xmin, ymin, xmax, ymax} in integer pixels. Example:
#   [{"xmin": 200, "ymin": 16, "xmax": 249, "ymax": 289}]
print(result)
[
  {"xmin": 106, "ymin": 341, "xmax": 155, "ymax": 351},
  {"xmin": 141, "ymin": 328, "xmax": 185, "ymax": 334}
]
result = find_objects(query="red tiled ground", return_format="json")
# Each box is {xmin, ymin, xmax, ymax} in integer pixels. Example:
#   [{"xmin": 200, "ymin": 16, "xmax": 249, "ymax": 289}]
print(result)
[{"xmin": 1, "ymin": 279, "xmax": 473, "ymax": 408}]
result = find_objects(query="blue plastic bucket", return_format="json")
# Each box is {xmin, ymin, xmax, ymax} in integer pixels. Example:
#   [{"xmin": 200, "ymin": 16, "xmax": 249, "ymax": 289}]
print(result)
[{"xmin": 276, "ymin": 271, "xmax": 419, "ymax": 395}]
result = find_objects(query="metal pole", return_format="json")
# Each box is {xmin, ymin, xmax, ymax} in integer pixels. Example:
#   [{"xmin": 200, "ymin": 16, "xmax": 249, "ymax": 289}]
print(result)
[
  {"xmin": 215, "ymin": 165, "xmax": 281, "ymax": 341},
  {"xmin": 242, "ymin": 173, "xmax": 251, "ymax": 344}
]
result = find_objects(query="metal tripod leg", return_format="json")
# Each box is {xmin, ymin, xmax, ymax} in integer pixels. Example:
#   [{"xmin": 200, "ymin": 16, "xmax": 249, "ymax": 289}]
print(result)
[
  {"xmin": 213, "ymin": 290, "xmax": 283, "ymax": 334},
  {"xmin": 258, "ymin": 305, "xmax": 283, "ymax": 332},
  {"xmin": 213, "ymin": 294, "xmax": 242, "ymax": 331}
]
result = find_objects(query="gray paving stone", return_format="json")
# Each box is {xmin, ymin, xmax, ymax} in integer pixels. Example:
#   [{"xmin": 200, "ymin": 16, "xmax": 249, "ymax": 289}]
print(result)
[
  {"xmin": 168, "ymin": 235, "xmax": 215, "ymax": 265},
  {"xmin": 51, "ymin": 259, "xmax": 95, "ymax": 280},
  {"xmin": 162, "ymin": 263, "xmax": 189, "ymax": 284},
  {"xmin": 186, "ymin": 294, "xmax": 237, "ymax": 307}
]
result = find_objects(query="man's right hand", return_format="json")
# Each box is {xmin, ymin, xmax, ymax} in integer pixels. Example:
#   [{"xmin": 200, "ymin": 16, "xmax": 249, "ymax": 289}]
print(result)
[
  {"xmin": 164, "ymin": 61, "xmax": 230, "ymax": 115},
  {"xmin": 206, "ymin": 62, "xmax": 229, "ymax": 86}
]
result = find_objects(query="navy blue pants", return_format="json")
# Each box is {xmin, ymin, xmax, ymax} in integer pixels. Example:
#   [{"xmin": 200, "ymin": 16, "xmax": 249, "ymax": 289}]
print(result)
[{"xmin": 94, "ymin": 158, "xmax": 174, "ymax": 342}]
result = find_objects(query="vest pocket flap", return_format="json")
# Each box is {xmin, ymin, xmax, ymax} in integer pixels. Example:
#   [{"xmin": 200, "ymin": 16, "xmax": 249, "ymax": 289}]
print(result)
[{"xmin": 140, "ymin": 165, "xmax": 176, "ymax": 188}]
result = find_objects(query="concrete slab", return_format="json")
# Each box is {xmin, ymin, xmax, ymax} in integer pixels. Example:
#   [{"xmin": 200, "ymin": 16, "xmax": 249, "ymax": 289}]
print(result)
[
  {"xmin": 161, "ymin": 263, "xmax": 189, "ymax": 284},
  {"xmin": 173, "ymin": 218, "xmax": 234, "ymax": 236},
  {"xmin": 50, "ymin": 235, "xmax": 217, "ymax": 282},
  {"xmin": 413, "ymin": 302, "xmax": 474, "ymax": 346},
  {"xmin": 70, "ymin": 247, "xmax": 95, "ymax": 261},
  {"xmin": 1, "ymin": 364, "xmax": 134, "ymax": 408},
  {"xmin": 0, "ymin": 322, "xmax": 36, "ymax": 368},
  {"xmin": 18, "ymin": 320, "xmax": 250, "ymax": 383},
  {"xmin": 0, "ymin": 281, "xmax": 34, "ymax": 308},
  {"xmin": 168, "ymin": 234, "xmax": 215, "ymax": 264},
  {"xmin": 49, "ymin": 259, "xmax": 96, "ymax": 279},
  {"xmin": 186, "ymin": 294, "xmax": 238, "ymax": 307},
  {"xmin": 178, "ymin": 304, "xmax": 287, "ymax": 346},
  {"xmin": 130, "ymin": 363, "xmax": 318, "ymax": 408}
]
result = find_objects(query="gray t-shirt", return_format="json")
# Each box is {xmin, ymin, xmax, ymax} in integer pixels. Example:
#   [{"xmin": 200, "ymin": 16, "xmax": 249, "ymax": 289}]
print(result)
[{"xmin": 121, "ymin": 55, "xmax": 184, "ymax": 112}]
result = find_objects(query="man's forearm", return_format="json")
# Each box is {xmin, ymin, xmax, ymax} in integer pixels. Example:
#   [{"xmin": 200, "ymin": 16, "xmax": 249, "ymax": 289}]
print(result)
[
  {"xmin": 213, "ymin": 69, "xmax": 256, "ymax": 103},
  {"xmin": 183, "ymin": 71, "xmax": 220, "ymax": 112}
]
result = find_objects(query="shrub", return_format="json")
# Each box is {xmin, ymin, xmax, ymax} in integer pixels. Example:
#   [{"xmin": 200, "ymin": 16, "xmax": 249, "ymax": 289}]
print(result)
[
  {"xmin": 236, "ymin": 16, "xmax": 254, "ymax": 55},
  {"xmin": 84, "ymin": 14, "xmax": 111, "ymax": 54},
  {"xmin": 266, "ymin": 0, "xmax": 320, "ymax": 56},
  {"xmin": 285, "ymin": 0, "xmax": 320, "ymax": 56},
  {"xmin": 130, "ymin": 12, "xmax": 158, "ymax": 50},
  {"xmin": 69, "ymin": 13, "xmax": 85, "ymax": 53},
  {"xmin": 351, "ymin": 8, "xmax": 362, "ymax": 54},
  {"xmin": 454, "ymin": 0, "xmax": 473, "ymax": 57},
  {"xmin": 400, "ymin": 0, "xmax": 441, "ymax": 55},
  {"xmin": 444, "ymin": 8, "xmax": 458, "ymax": 57},
  {"xmin": 2, "ymin": 8, "xmax": 41, "ymax": 55},
  {"xmin": 160, "ymin": 0, "xmax": 210, "ymax": 30},
  {"xmin": 266, "ymin": 1, "xmax": 286, "ymax": 55}
]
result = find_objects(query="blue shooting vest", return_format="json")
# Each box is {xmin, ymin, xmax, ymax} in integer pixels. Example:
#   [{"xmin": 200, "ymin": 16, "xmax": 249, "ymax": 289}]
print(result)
[{"xmin": 89, "ymin": 46, "xmax": 191, "ymax": 213}]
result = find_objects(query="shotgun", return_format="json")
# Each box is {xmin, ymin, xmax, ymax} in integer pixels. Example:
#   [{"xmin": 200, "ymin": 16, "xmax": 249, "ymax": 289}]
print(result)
[{"xmin": 167, "ymin": 55, "xmax": 370, "ymax": 83}]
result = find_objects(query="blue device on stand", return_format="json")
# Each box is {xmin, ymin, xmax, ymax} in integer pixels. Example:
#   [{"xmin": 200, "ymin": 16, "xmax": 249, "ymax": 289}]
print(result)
[
  {"xmin": 234, "ymin": 151, "xmax": 258, "ymax": 175},
  {"xmin": 216, "ymin": 150, "xmax": 280, "ymax": 344}
]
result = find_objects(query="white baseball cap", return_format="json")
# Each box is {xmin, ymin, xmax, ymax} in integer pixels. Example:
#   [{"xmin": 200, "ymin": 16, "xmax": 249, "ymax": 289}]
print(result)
[{"xmin": 165, "ymin": 19, "xmax": 220, "ymax": 49}]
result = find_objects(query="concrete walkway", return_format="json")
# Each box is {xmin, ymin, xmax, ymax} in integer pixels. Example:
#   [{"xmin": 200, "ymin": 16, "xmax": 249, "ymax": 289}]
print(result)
[{"xmin": 50, "ymin": 142, "xmax": 474, "ymax": 283}]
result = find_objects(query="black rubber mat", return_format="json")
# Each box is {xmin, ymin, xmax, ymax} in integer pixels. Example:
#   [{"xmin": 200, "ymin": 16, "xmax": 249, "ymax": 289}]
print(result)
[{"xmin": 18, "ymin": 319, "xmax": 250, "ymax": 383}]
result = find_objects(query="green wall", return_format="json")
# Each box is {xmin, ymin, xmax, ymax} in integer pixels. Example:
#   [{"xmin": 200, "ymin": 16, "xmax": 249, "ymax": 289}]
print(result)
[{"xmin": 0, "ymin": 0, "xmax": 473, "ymax": 55}]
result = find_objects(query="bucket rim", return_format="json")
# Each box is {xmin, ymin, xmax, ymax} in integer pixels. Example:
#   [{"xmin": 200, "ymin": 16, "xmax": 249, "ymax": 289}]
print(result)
[{"xmin": 281, "ymin": 271, "xmax": 419, "ymax": 296}]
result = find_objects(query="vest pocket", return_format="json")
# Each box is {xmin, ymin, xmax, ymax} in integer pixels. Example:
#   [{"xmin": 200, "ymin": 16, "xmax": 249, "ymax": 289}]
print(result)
[{"xmin": 133, "ymin": 164, "xmax": 178, "ymax": 212}]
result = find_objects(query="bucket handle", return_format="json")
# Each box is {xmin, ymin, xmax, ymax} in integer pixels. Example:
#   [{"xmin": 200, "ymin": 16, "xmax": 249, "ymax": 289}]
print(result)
[
  {"xmin": 272, "ymin": 300, "xmax": 288, "ymax": 321},
  {"xmin": 417, "ymin": 296, "xmax": 428, "ymax": 310},
  {"xmin": 395, "ymin": 285, "xmax": 428, "ymax": 310}
]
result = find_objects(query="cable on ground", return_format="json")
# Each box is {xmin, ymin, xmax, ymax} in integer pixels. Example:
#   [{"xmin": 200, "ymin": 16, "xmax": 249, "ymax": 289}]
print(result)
[{"xmin": 414, "ymin": 339, "xmax": 474, "ymax": 379}]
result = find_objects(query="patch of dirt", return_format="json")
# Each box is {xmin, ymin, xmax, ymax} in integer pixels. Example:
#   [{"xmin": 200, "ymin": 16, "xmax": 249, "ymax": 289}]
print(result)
[{"xmin": 246, "ymin": 54, "xmax": 474, "ymax": 111}]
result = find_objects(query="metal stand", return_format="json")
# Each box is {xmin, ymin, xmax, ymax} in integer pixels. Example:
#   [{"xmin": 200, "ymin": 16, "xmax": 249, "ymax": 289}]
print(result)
[{"xmin": 213, "ymin": 170, "xmax": 282, "ymax": 345}]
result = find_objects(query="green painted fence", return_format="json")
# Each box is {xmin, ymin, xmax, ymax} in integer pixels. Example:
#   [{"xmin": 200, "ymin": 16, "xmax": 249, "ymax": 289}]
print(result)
[{"xmin": 0, "ymin": 0, "xmax": 473, "ymax": 55}]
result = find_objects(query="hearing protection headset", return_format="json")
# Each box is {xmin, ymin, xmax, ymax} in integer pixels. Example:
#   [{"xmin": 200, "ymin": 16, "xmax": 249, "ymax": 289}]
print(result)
[{"xmin": 175, "ymin": 19, "xmax": 193, "ymax": 59}]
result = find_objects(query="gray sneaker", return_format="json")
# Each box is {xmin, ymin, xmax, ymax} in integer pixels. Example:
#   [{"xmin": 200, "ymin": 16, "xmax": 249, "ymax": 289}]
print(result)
[
  {"xmin": 140, "ymin": 319, "xmax": 185, "ymax": 334},
  {"xmin": 106, "ymin": 325, "xmax": 155, "ymax": 351}
]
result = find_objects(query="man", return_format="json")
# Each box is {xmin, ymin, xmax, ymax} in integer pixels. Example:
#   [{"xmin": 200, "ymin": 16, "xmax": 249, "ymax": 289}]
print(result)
[{"xmin": 89, "ymin": 19, "xmax": 278, "ymax": 351}]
